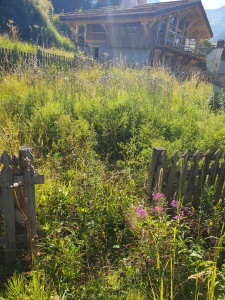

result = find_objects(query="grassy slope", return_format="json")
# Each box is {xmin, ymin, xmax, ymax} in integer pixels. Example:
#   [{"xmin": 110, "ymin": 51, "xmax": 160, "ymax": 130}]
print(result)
[
  {"xmin": 0, "ymin": 62, "xmax": 225, "ymax": 299},
  {"xmin": 0, "ymin": 35, "xmax": 74, "ymax": 57},
  {"xmin": 0, "ymin": 0, "xmax": 74, "ymax": 51}
]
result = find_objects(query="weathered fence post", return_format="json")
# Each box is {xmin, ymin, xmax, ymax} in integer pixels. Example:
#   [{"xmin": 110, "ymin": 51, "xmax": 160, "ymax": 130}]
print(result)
[
  {"xmin": 165, "ymin": 151, "xmax": 179, "ymax": 202},
  {"xmin": 184, "ymin": 150, "xmax": 200, "ymax": 204},
  {"xmin": 193, "ymin": 150, "xmax": 211, "ymax": 209},
  {"xmin": 177, "ymin": 150, "xmax": 189, "ymax": 197},
  {"xmin": 147, "ymin": 147, "xmax": 166, "ymax": 197},
  {"xmin": 19, "ymin": 147, "xmax": 37, "ymax": 236},
  {"xmin": 37, "ymin": 49, "xmax": 42, "ymax": 66},
  {"xmin": 1, "ymin": 151, "xmax": 16, "ymax": 265},
  {"xmin": 215, "ymin": 154, "xmax": 225, "ymax": 202},
  {"xmin": 208, "ymin": 149, "xmax": 221, "ymax": 186}
]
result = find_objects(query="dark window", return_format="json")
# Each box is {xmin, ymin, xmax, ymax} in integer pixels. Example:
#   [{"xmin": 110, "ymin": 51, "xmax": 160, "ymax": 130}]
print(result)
[
  {"xmin": 157, "ymin": 22, "xmax": 166, "ymax": 45},
  {"xmin": 178, "ymin": 18, "xmax": 185, "ymax": 30},
  {"xmin": 169, "ymin": 16, "xmax": 176, "ymax": 26},
  {"xmin": 92, "ymin": 24, "xmax": 105, "ymax": 33},
  {"xmin": 94, "ymin": 47, "xmax": 100, "ymax": 59}
]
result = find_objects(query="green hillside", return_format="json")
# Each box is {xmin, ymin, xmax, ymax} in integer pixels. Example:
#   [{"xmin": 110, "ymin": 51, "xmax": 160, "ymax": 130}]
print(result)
[{"xmin": 0, "ymin": 0, "xmax": 74, "ymax": 50}]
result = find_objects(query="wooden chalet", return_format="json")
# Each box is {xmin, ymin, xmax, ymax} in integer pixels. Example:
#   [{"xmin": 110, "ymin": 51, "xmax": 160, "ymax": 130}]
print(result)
[{"xmin": 60, "ymin": 0, "xmax": 213, "ymax": 68}]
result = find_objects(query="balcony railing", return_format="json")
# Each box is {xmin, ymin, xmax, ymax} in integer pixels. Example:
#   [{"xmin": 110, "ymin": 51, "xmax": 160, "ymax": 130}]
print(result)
[{"xmin": 157, "ymin": 31, "xmax": 205, "ymax": 56}]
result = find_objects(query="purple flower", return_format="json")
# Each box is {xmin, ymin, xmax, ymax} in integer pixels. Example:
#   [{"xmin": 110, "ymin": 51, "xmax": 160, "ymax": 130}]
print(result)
[
  {"xmin": 135, "ymin": 206, "xmax": 147, "ymax": 218},
  {"xmin": 173, "ymin": 210, "xmax": 184, "ymax": 220},
  {"xmin": 155, "ymin": 206, "xmax": 162, "ymax": 213},
  {"xmin": 171, "ymin": 200, "xmax": 177, "ymax": 207},
  {"xmin": 171, "ymin": 200, "xmax": 182, "ymax": 208},
  {"xmin": 152, "ymin": 192, "xmax": 164, "ymax": 201},
  {"xmin": 147, "ymin": 257, "xmax": 154, "ymax": 266}
]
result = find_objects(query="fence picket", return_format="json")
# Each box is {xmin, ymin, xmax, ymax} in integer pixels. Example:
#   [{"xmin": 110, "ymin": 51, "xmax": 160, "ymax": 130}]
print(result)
[
  {"xmin": 193, "ymin": 150, "xmax": 211, "ymax": 208},
  {"xmin": 147, "ymin": 147, "xmax": 166, "ymax": 197},
  {"xmin": 1, "ymin": 151, "xmax": 16, "ymax": 265},
  {"xmin": 165, "ymin": 151, "xmax": 179, "ymax": 202},
  {"xmin": 208, "ymin": 149, "xmax": 221, "ymax": 186},
  {"xmin": 177, "ymin": 150, "xmax": 189, "ymax": 196},
  {"xmin": 184, "ymin": 150, "xmax": 200, "ymax": 204}
]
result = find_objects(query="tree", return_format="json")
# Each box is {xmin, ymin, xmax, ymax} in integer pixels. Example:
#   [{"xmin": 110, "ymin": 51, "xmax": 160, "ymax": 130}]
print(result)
[
  {"xmin": 198, "ymin": 39, "xmax": 213, "ymax": 58},
  {"xmin": 51, "ymin": 0, "xmax": 93, "ymax": 14}
]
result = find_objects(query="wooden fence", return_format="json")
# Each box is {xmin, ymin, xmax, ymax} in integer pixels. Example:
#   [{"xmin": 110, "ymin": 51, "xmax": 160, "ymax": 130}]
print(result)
[
  {"xmin": 0, "ymin": 147, "xmax": 44, "ymax": 266},
  {"xmin": 147, "ymin": 147, "xmax": 225, "ymax": 208},
  {"xmin": 0, "ymin": 47, "xmax": 75, "ymax": 69}
]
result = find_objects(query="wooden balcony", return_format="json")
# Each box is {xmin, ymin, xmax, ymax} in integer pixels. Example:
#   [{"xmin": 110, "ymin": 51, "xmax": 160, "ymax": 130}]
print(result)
[{"xmin": 157, "ymin": 30, "xmax": 204, "ymax": 57}]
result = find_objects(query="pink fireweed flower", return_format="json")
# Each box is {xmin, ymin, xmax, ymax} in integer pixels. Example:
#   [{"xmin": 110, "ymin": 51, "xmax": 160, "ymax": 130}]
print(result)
[
  {"xmin": 135, "ymin": 207, "xmax": 147, "ymax": 218},
  {"xmin": 155, "ymin": 206, "xmax": 162, "ymax": 213},
  {"xmin": 173, "ymin": 210, "xmax": 184, "ymax": 220},
  {"xmin": 171, "ymin": 200, "xmax": 182, "ymax": 208},
  {"xmin": 152, "ymin": 192, "xmax": 164, "ymax": 200},
  {"xmin": 171, "ymin": 200, "xmax": 177, "ymax": 207}
]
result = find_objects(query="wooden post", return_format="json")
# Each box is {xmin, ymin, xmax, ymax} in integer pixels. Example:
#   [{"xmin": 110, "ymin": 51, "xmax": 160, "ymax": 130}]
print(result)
[
  {"xmin": 215, "ymin": 154, "xmax": 225, "ymax": 202},
  {"xmin": 19, "ymin": 147, "xmax": 37, "ymax": 237},
  {"xmin": 208, "ymin": 149, "xmax": 221, "ymax": 186},
  {"xmin": 184, "ymin": 150, "xmax": 200, "ymax": 204},
  {"xmin": 165, "ymin": 151, "xmax": 179, "ymax": 202},
  {"xmin": 193, "ymin": 150, "xmax": 211, "ymax": 209},
  {"xmin": 37, "ymin": 49, "xmax": 42, "ymax": 66},
  {"xmin": 1, "ymin": 151, "xmax": 16, "ymax": 265},
  {"xmin": 147, "ymin": 147, "xmax": 166, "ymax": 197},
  {"xmin": 177, "ymin": 150, "xmax": 189, "ymax": 198}
]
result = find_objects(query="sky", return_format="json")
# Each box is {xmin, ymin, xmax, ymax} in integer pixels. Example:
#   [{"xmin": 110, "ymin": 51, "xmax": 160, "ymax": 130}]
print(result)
[{"xmin": 158, "ymin": 0, "xmax": 225, "ymax": 9}]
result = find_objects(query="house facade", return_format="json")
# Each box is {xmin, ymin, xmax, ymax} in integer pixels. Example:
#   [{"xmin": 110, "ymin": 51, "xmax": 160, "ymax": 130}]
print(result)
[{"xmin": 60, "ymin": 0, "xmax": 213, "ymax": 69}]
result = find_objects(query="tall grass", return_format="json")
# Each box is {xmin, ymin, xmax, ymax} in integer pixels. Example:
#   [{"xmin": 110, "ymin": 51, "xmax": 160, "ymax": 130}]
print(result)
[{"xmin": 0, "ymin": 60, "xmax": 225, "ymax": 299}]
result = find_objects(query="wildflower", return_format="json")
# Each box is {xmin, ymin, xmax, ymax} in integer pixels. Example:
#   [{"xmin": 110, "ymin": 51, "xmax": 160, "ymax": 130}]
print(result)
[
  {"xmin": 171, "ymin": 200, "xmax": 182, "ymax": 208},
  {"xmin": 135, "ymin": 206, "xmax": 147, "ymax": 218},
  {"xmin": 173, "ymin": 210, "xmax": 184, "ymax": 220},
  {"xmin": 155, "ymin": 206, "xmax": 162, "ymax": 213},
  {"xmin": 147, "ymin": 257, "xmax": 153, "ymax": 265},
  {"xmin": 171, "ymin": 199, "xmax": 177, "ymax": 207},
  {"xmin": 152, "ymin": 192, "xmax": 164, "ymax": 200}
]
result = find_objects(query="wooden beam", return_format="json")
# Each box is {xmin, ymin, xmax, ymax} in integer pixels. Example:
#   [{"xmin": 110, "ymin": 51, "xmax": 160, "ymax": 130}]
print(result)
[
  {"xmin": 0, "ymin": 174, "xmax": 44, "ymax": 188},
  {"xmin": 101, "ymin": 24, "xmax": 109, "ymax": 34},
  {"xmin": 179, "ymin": 8, "xmax": 190, "ymax": 21},
  {"xmin": 141, "ymin": 21, "xmax": 149, "ymax": 35}
]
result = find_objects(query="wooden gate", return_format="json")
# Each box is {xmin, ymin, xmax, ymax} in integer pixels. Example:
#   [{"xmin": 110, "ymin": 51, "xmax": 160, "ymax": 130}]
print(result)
[{"xmin": 0, "ymin": 147, "xmax": 44, "ymax": 265}]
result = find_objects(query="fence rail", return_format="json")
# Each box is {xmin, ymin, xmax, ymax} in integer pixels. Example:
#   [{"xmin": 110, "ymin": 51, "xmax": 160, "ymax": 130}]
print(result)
[
  {"xmin": 0, "ymin": 147, "xmax": 44, "ymax": 266},
  {"xmin": 147, "ymin": 147, "xmax": 225, "ymax": 207},
  {"xmin": 0, "ymin": 47, "xmax": 75, "ymax": 68}
]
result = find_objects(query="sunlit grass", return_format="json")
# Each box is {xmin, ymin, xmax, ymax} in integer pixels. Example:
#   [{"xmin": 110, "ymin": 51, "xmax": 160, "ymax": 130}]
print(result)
[
  {"xmin": 0, "ymin": 34, "xmax": 74, "ymax": 57},
  {"xmin": 0, "ymin": 60, "xmax": 225, "ymax": 299}
]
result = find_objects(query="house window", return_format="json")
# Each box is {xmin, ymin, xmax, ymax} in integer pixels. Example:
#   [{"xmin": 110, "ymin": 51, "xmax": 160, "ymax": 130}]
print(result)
[
  {"xmin": 120, "ymin": 22, "xmax": 140, "ymax": 34},
  {"xmin": 178, "ymin": 18, "xmax": 185, "ymax": 30},
  {"xmin": 92, "ymin": 24, "xmax": 105, "ymax": 33},
  {"xmin": 169, "ymin": 16, "xmax": 176, "ymax": 26},
  {"xmin": 157, "ymin": 22, "xmax": 166, "ymax": 45}
]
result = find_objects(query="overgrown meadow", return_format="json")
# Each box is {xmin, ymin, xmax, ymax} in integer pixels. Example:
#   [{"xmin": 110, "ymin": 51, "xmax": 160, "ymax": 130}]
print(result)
[{"xmin": 0, "ymin": 58, "xmax": 225, "ymax": 299}]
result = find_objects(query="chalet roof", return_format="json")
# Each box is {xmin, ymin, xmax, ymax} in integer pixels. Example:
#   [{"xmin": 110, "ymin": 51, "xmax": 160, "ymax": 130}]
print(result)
[{"xmin": 60, "ymin": 0, "xmax": 212, "ymax": 38}]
